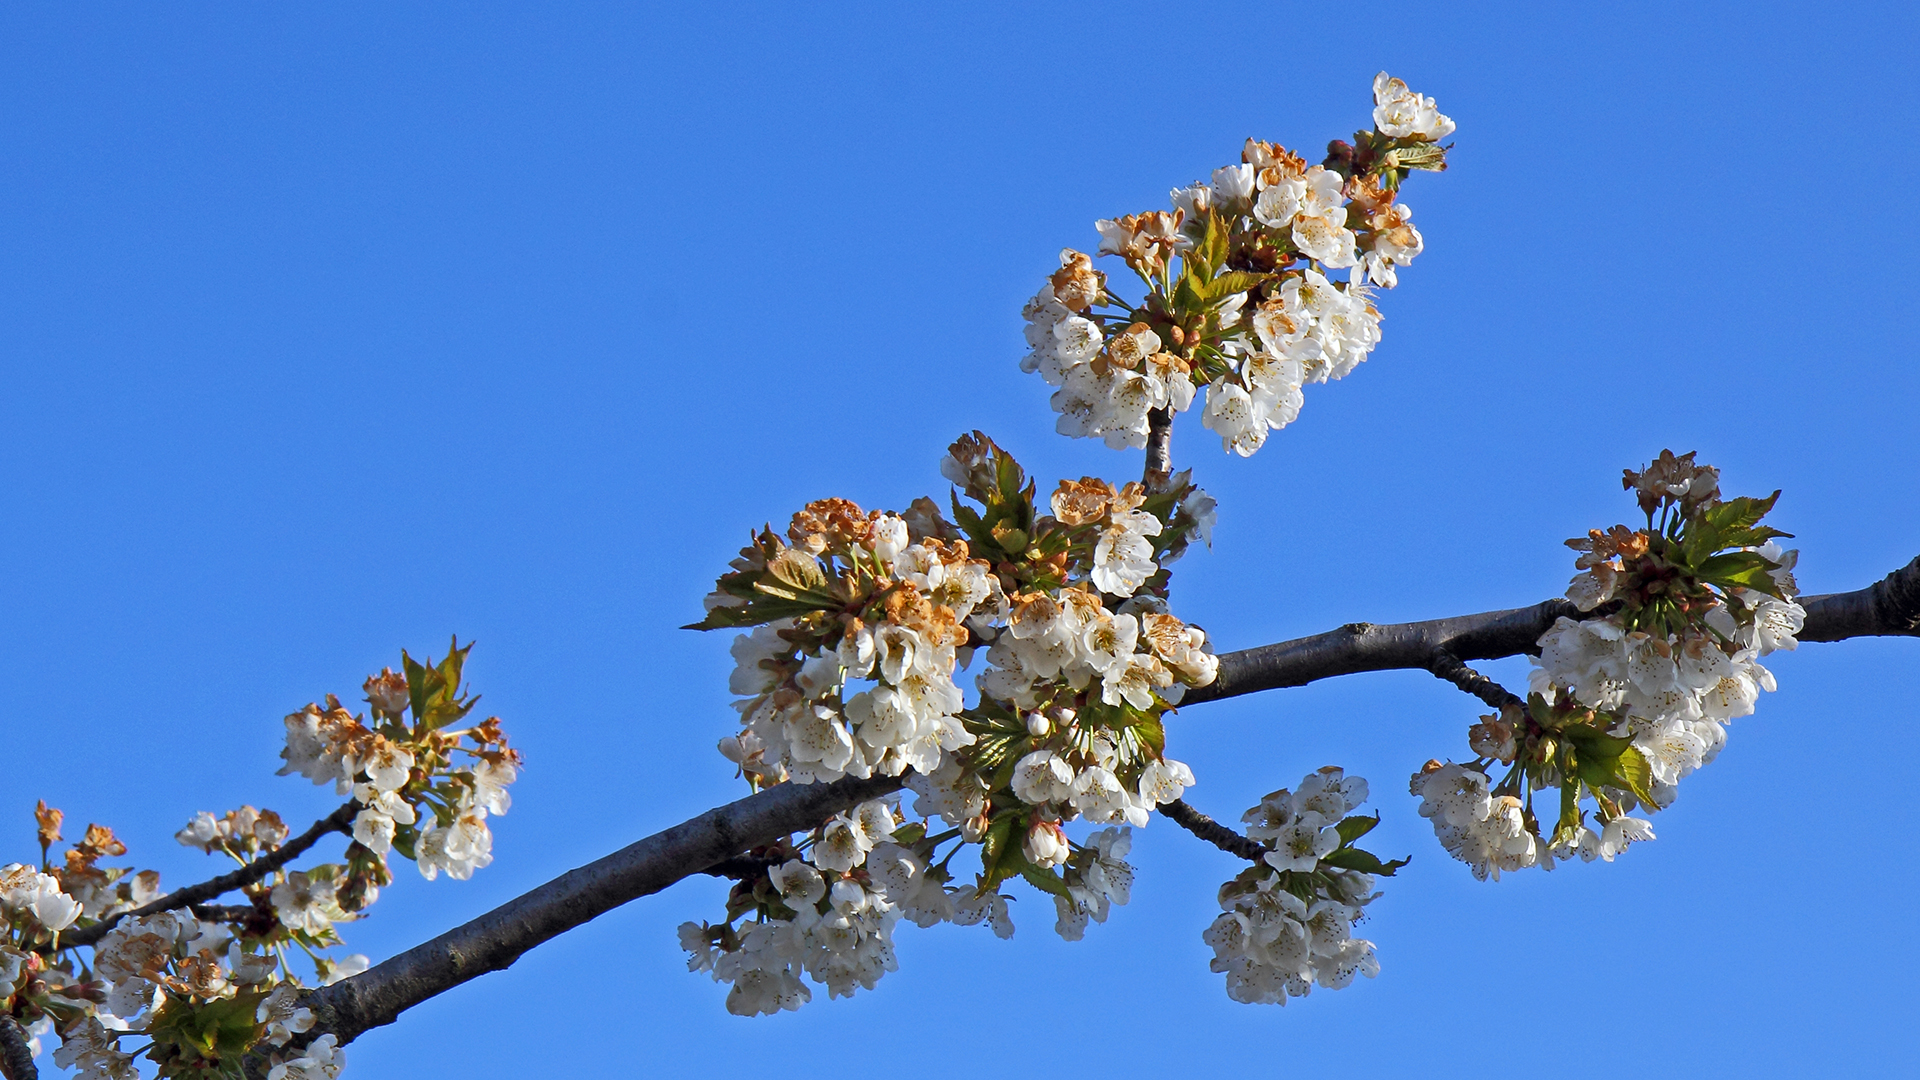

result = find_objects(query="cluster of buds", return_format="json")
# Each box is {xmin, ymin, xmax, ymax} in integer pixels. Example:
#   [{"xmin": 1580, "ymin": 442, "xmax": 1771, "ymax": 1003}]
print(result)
[
  {"xmin": 4, "ymin": 645, "xmax": 515, "ymax": 1080},
  {"xmin": 1204, "ymin": 769, "xmax": 1399, "ymax": 1004},
  {"xmin": 1416, "ymin": 454, "xmax": 1804, "ymax": 880},
  {"xmin": 1021, "ymin": 72, "xmax": 1453, "ymax": 458},
  {"xmin": 684, "ymin": 433, "xmax": 1214, "ymax": 1013}
]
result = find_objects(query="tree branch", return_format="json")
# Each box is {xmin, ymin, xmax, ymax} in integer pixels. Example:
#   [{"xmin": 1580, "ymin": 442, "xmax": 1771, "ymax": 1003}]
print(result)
[
  {"xmin": 1158, "ymin": 798, "xmax": 1268, "ymax": 862},
  {"xmin": 1183, "ymin": 553, "xmax": 1920, "ymax": 706},
  {"xmin": 1143, "ymin": 407, "xmax": 1173, "ymax": 482},
  {"xmin": 59, "ymin": 802, "xmax": 357, "ymax": 950},
  {"xmin": 0, "ymin": 1016, "xmax": 37, "ymax": 1080},
  {"xmin": 280, "ymin": 553, "xmax": 1920, "ymax": 1061},
  {"xmin": 1424, "ymin": 649, "xmax": 1524, "ymax": 711},
  {"xmin": 295, "ymin": 773, "xmax": 903, "ymax": 1051}
]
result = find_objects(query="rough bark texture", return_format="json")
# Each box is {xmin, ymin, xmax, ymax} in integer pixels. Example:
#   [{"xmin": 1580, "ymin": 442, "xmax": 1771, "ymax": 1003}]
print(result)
[
  {"xmin": 1424, "ymin": 649, "xmax": 1526, "ymax": 711},
  {"xmin": 0, "ymin": 1016, "xmax": 36, "ymax": 1080},
  {"xmin": 297, "ymin": 773, "xmax": 904, "ymax": 1049},
  {"xmin": 1143, "ymin": 407, "xmax": 1174, "ymax": 482},
  {"xmin": 1159, "ymin": 798, "xmax": 1269, "ymax": 862},
  {"xmin": 1796, "ymin": 554, "xmax": 1920, "ymax": 642},
  {"xmin": 1184, "ymin": 554, "xmax": 1920, "ymax": 706},
  {"xmin": 59, "ymin": 802, "xmax": 357, "ymax": 951},
  {"xmin": 271, "ymin": 554, "xmax": 1920, "ymax": 1063}
]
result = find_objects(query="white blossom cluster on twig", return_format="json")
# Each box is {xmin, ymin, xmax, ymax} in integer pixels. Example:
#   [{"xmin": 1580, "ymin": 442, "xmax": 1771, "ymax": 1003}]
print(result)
[
  {"xmin": 1415, "ymin": 452, "xmax": 1806, "ymax": 879},
  {"xmin": 1021, "ymin": 73, "xmax": 1452, "ymax": 457},
  {"xmin": 2, "ymin": 646, "xmax": 518, "ymax": 1079},
  {"xmin": 682, "ymin": 433, "xmax": 1216, "ymax": 1013}
]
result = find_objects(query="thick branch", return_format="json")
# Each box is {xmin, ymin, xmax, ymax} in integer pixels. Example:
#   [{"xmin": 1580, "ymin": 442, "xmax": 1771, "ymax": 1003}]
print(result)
[
  {"xmin": 0, "ymin": 1017, "xmax": 36, "ymax": 1080},
  {"xmin": 1158, "ymin": 798, "xmax": 1268, "ymax": 862},
  {"xmin": 297, "ymin": 773, "xmax": 903, "ymax": 1049},
  {"xmin": 1796, "ymin": 554, "xmax": 1920, "ymax": 641},
  {"xmin": 1185, "ymin": 553, "xmax": 1920, "ymax": 706},
  {"xmin": 286, "ymin": 553, "xmax": 1920, "ymax": 1059},
  {"xmin": 59, "ymin": 802, "xmax": 357, "ymax": 950}
]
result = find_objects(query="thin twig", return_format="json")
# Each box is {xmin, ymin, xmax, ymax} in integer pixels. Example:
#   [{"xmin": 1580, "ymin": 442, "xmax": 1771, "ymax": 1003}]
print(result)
[
  {"xmin": 1158, "ymin": 799, "xmax": 1269, "ymax": 862},
  {"xmin": 58, "ymin": 802, "xmax": 358, "ymax": 950},
  {"xmin": 0, "ymin": 1016, "xmax": 37, "ymax": 1080},
  {"xmin": 699, "ymin": 856, "xmax": 778, "ymax": 880},
  {"xmin": 1424, "ymin": 649, "xmax": 1525, "ymax": 711}
]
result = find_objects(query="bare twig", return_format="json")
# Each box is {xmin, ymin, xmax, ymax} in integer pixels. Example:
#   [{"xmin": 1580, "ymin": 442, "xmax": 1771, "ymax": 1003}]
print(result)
[
  {"xmin": 275, "ymin": 554, "xmax": 1919, "ymax": 1063},
  {"xmin": 1144, "ymin": 407, "xmax": 1173, "ymax": 482},
  {"xmin": 1425, "ymin": 649, "xmax": 1525, "ymax": 711},
  {"xmin": 58, "ymin": 802, "xmax": 358, "ymax": 950},
  {"xmin": 699, "ymin": 856, "xmax": 779, "ymax": 880},
  {"xmin": 0, "ymin": 1016, "xmax": 37, "ymax": 1080},
  {"xmin": 1158, "ymin": 798, "xmax": 1269, "ymax": 862}
]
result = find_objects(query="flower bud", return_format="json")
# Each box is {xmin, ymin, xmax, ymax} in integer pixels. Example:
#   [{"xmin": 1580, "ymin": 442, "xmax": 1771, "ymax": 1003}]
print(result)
[
  {"xmin": 961, "ymin": 812, "xmax": 990, "ymax": 844},
  {"xmin": 1026, "ymin": 712, "xmax": 1051, "ymax": 737},
  {"xmin": 364, "ymin": 668, "xmax": 410, "ymax": 718}
]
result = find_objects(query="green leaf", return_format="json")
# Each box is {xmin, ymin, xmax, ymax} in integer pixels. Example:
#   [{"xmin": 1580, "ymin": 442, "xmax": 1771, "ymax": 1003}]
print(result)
[
  {"xmin": 1695, "ymin": 551, "xmax": 1787, "ymax": 597},
  {"xmin": 1334, "ymin": 813, "xmax": 1380, "ymax": 847},
  {"xmin": 765, "ymin": 548, "xmax": 827, "ymax": 593},
  {"xmin": 1318, "ymin": 847, "xmax": 1409, "ymax": 876},
  {"xmin": 979, "ymin": 816, "xmax": 1013, "ymax": 881},
  {"xmin": 992, "ymin": 450, "xmax": 1029, "ymax": 518},
  {"xmin": 402, "ymin": 637, "xmax": 479, "ymax": 731},
  {"xmin": 1702, "ymin": 491, "xmax": 1780, "ymax": 535},
  {"xmin": 1553, "ymin": 778, "xmax": 1582, "ymax": 846},
  {"xmin": 683, "ymin": 593, "xmax": 827, "ymax": 631},
  {"xmin": 1613, "ymin": 746, "xmax": 1661, "ymax": 810},
  {"xmin": 1561, "ymin": 723, "xmax": 1633, "ymax": 760},
  {"xmin": 1019, "ymin": 860, "xmax": 1073, "ymax": 899},
  {"xmin": 949, "ymin": 495, "xmax": 996, "ymax": 551},
  {"xmin": 990, "ymin": 524, "xmax": 1031, "ymax": 554},
  {"xmin": 1170, "ymin": 272, "xmax": 1205, "ymax": 315},
  {"xmin": 1387, "ymin": 141, "xmax": 1448, "ymax": 171},
  {"xmin": 1197, "ymin": 270, "xmax": 1267, "ymax": 303}
]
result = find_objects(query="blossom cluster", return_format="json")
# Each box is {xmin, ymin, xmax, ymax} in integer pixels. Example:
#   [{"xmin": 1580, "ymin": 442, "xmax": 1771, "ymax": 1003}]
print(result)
[
  {"xmin": 1415, "ymin": 453, "xmax": 1805, "ymax": 879},
  {"xmin": 4, "ymin": 645, "xmax": 515, "ymax": 1080},
  {"xmin": 1203, "ymin": 769, "xmax": 1396, "ymax": 1005},
  {"xmin": 683, "ymin": 433, "xmax": 1212, "ymax": 1013},
  {"xmin": 1020, "ymin": 72, "xmax": 1452, "ymax": 458}
]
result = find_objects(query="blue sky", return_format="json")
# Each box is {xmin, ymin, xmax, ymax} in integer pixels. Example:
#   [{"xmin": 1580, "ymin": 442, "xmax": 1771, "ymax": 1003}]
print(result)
[{"xmin": 3, "ymin": 3, "xmax": 1917, "ymax": 1076}]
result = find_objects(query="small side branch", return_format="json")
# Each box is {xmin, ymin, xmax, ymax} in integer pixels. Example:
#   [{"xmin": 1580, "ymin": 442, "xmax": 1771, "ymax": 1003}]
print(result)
[
  {"xmin": 1425, "ymin": 649, "xmax": 1525, "ymax": 711},
  {"xmin": 0, "ymin": 1016, "xmax": 38, "ymax": 1080},
  {"xmin": 1143, "ymin": 407, "xmax": 1173, "ymax": 482},
  {"xmin": 699, "ymin": 856, "xmax": 778, "ymax": 880},
  {"xmin": 60, "ymin": 802, "xmax": 357, "ymax": 950},
  {"xmin": 1159, "ymin": 799, "xmax": 1269, "ymax": 863}
]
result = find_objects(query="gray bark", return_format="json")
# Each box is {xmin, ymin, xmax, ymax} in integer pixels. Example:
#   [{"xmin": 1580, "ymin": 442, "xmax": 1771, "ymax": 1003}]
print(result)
[
  {"xmin": 0, "ymin": 1016, "xmax": 36, "ymax": 1080},
  {"xmin": 256, "ymin": 555, "xmax": 1919, "ymax": 1067}
]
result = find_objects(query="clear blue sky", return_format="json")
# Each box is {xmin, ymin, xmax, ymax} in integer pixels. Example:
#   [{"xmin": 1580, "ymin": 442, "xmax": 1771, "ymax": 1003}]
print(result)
[{"xmin": 4, "ymin": 3, "xmax": 1917, "ymax": 1076}]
